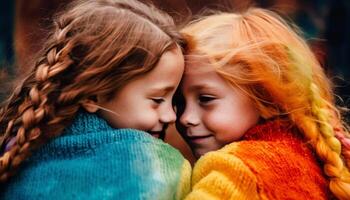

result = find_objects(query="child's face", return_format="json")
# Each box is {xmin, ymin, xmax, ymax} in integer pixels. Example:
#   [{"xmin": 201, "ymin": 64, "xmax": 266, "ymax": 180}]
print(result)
[
  {"xmin": 177, "ymin": 56, "xmax": 260, "ymax": 158},
  {"xmin": 97, "ymin": 47, "xmax": 184, "ymax": 139}
]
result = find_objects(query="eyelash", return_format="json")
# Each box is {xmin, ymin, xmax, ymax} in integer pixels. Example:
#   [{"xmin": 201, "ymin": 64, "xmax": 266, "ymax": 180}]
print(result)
[
  {"xmin": 152, "ymin": 98, "xmax": 165, "ymax": 104},
  {"xmin": 198, "ymin": 95, "xmax": 216, "ymax": 104}
]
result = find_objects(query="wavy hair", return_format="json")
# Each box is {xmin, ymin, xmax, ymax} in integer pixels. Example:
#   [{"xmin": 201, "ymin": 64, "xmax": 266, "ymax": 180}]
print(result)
[
  {"xmin": 0, "ymin": 0, "xmax": 184, "ymax": 182},
  {"xmin": 182, "ymin": 8, "xmax": 350, "ymax": 199}
]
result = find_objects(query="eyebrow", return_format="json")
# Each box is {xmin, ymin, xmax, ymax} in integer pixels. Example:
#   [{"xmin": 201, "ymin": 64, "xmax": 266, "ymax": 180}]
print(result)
[
  {"xmin": 149, "ymin": 86, "xmax": 176, "ymax": 95},
  {"xmin": 188, "ymin": 84, "xmax": 217, "ymax": 92}
]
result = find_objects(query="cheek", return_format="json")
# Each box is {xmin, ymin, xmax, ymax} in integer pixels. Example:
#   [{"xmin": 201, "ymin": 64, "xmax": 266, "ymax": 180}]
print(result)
[
  {"xmin": 127, "ymin": 105, "xmax": 159, "ymax": 130},
  {"xmin": 105, "ymin": 100, "xmax": 159, "ymax": 130},
  {"xmin": 202, "ymin": 110, "xmax": 231, "ymax": 134},
  {"xmin": 204, "ymin": 107, "xmax": 257, "ymax": 144}
]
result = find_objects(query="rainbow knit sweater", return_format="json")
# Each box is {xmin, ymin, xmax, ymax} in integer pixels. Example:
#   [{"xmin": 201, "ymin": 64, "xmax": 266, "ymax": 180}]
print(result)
[
  {"xmin": 185, "ymin": 120, "xmax": 331, "ymax": 200},
  {"xmin": 2, "ymin": 111, "xmax": 191, "ymax": 199}
]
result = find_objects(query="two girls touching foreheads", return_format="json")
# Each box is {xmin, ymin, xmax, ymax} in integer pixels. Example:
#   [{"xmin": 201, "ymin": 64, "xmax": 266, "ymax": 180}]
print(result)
[{"xmin": 1, "ymin": 0, "xmax": 350, "ymax": 199}]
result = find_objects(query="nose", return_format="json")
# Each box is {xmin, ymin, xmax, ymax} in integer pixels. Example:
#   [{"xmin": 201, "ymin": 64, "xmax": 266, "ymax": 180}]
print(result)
[
  {"xmin": 179, "ymin": 105, "xmax": 199, "ymax": 127},
  {"xmin": 159, "ymin": 104, "xmax": 177, "ymax": 124}
]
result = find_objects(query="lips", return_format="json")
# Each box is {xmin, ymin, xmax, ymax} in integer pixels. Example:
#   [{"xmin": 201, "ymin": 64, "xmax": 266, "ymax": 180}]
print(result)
[
  {"xmin": 186, "ymin": 134, "xmax": 213, "ymax": 143},
  {"xmin": 148, "ymin": 131, "xmax": 161, "ymax": 137},
  {"xmin": 147, "ymin": 129, "xmax": 166, "ymax": 140}
]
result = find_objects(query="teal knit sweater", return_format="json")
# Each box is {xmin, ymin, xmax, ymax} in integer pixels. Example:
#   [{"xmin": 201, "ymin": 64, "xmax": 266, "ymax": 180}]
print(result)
[{"xmin": 2, "ymin": 112, "xmax": 191, "ymax": 199}]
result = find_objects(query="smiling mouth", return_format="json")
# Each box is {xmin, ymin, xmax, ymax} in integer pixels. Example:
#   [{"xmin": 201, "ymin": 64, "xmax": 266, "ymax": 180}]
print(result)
[
  {"xmin": 147, "ymin": 130, "xmax": 166, "ymax": 140},
  {"xmin": 147, "ymin": 125, "xmax": 168, "ymax": 140},
  {"xmin": 187, "ymin": 135, "xmax": 213, "ymax": 143}
]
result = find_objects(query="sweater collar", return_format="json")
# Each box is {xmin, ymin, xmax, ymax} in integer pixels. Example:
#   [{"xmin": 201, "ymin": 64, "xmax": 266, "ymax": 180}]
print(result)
[
  {"xmin": 243, "ymin": 119, "xmax": 303, "ymax": 141},
  {"xmin": 62, "ymin": 110, "xmax": 112, "ymax": 136},
  {"xmin": 60, "ymin": 110, "xmax": 156, "ymax": 142}
]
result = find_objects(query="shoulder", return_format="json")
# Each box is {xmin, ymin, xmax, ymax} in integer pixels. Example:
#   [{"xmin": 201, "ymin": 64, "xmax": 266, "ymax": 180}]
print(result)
[
  {"xmin": 3, "ymin": 128, "xmax": 189, "ymax": 199},
  {"xmin": 216, "ymin": 139, "xmax": 329, "ymax": 199},
  {"xmin": 40, "ymin": 127, "xmax": 183, "ymax": 159},
  {"xmin": 193, "ymin": 145, "xmax": 257, "ymax": 184},
  {"xmin": 101, "ymin": 128, "xmax": 185, "ymax": 160},
  {"xmin": 187, "ymin": 146, "xmax": 260, "ymax": 200}
]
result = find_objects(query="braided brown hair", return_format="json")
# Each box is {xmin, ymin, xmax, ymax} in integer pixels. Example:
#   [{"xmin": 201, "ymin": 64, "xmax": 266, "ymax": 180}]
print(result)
[{"xmin": 0, "ymin": 0, "xmax": 184, "ymax": 182}]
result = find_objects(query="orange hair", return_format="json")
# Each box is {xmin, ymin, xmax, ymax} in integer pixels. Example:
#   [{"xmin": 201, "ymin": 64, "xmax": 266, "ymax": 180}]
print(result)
[
  {"xmin": 0, "ymin": 0, "xmax": 184, "ymax": 182},
  {"xmin": 182, "ymin": 8, "xmax": 350, "ymax": 199}
]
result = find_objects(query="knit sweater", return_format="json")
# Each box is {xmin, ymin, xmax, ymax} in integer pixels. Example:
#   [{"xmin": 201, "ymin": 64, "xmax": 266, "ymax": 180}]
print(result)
[
  {"xmin": 2, "ymin": 112, "xmax": 191, "ymax": 200},
  {"xmin": 185, "ymin": 120, "xmax": 331, "ymax": 200}
]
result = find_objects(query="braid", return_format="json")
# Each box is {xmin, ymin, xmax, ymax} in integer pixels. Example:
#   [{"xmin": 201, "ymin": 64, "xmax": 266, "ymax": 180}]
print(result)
[
  {"xmin": 331, "ymin": 110, "xmax": 350, "ymax": 169},
  {"xmin": 0, "ymin": 18, "xmax": 80, "ymax": 182},
  {"xmin": 335, "ymin": 130, "xmax": 350, "ymax": 169},
  {"xmin": 279, "ymin": 37, "xmax": 350, "ymax": 198},
  {"xmin": 303, "ymin": 82, "xmax": 350, "ymax": 199}
]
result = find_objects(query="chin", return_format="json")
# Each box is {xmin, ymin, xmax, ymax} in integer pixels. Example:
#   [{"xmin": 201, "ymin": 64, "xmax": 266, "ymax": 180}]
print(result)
[{"xmin": 193, "ymin": 149, "xmax": 210, "ymax": 159}]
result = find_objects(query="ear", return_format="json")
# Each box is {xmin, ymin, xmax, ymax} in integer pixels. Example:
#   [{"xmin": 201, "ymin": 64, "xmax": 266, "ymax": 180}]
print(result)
[{"xmin": 81, "ymin": 99, "xmax": 99, "ymax": 113}]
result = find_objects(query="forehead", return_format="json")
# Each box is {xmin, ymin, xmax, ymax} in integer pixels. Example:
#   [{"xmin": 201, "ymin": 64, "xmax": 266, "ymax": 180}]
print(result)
[
  {"xmin": 184, "ymin": 54, "xmax": 213, "ymax": 74},
  {"xmin": 132, "ymin": 47, "xmax": 184, "ymax": 81},
  {"xmin": 182, "ymin": 55, "xmax": 230, "ymax": 91},
  {"xmin": 119, "ymin": 47, "xmax": 184, "ymax": 94}
]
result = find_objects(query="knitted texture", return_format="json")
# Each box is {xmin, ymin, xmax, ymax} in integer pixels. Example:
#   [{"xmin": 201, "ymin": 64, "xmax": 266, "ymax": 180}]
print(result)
[
  {"xmin": 2, "ymin": 111, "xmax": 191, "ymax": 200},
  {"xmin": 186, "ymin": 120, "xmax": 331, "ymax": 200}
]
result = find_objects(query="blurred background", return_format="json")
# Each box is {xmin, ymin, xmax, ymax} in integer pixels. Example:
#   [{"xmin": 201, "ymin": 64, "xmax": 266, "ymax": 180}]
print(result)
[{"xmin": 1, "ymin": 0, "xmax": 349, "ymax": 163}]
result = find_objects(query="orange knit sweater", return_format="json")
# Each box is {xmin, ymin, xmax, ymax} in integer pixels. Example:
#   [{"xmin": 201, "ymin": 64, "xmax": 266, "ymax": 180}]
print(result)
[{"xmin": 186, "ymin": 120, "xmax": 332, "ymax": 200}]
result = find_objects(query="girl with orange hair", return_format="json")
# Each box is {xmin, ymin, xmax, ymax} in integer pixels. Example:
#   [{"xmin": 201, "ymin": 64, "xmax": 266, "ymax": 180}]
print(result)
[
  {"xmin": 177, "ymin": 8, "xmax": 350, "ymax": 199},
  {"xmin": 0, "ymin": 0, "xmax": 191, "ymax": 199}
]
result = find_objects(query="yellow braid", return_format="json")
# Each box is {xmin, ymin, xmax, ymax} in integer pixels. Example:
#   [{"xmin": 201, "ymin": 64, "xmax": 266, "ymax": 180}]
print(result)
[{"xmin": 307, "ymin": 82, "xmax": 350, "ymax": 200}]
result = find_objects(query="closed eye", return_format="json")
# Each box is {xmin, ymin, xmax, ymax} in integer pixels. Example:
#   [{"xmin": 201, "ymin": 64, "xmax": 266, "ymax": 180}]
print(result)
[
  {"xmin": 198, "ymin": 95, "xmax": 216, "ymax": 104},
  {"xmin": 152, "ymin": 98, "xmax": 165, "ymax": 104}
]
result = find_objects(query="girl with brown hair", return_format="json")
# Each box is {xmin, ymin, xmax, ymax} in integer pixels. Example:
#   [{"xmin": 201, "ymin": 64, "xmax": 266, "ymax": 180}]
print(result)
[
  {"xmin": 0, "ymin": 0, "xmax": 190, "ymax": 199},
  {"xmin": 177, "ymin": 8, "xmax": 350, "ymax": 199}
]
